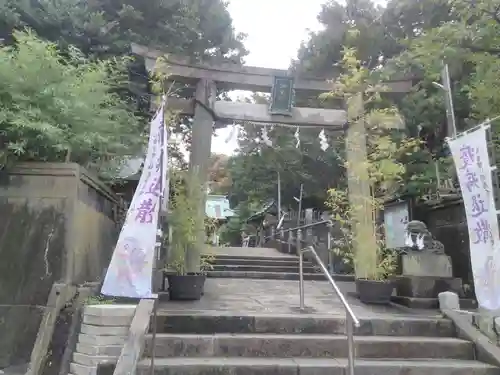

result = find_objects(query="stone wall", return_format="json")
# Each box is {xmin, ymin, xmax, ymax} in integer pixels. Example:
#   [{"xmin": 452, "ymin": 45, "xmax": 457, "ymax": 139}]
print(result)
[
  {"xmin": 0, "ymin": 163, "xmax": 122, "ymax": 368},
  {"xmin": 70, "ymin": 304, "xmax": 136, "ymax": 375},
  {"xmin": 413, "ymin": 199, "xmax": 473, "ymax": 290}
]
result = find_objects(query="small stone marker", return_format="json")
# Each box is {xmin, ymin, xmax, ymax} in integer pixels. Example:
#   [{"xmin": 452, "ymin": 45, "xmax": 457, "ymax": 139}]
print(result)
[{"xmin": 438, "ymin": 291, "xmax": 460, "ymax": 311}]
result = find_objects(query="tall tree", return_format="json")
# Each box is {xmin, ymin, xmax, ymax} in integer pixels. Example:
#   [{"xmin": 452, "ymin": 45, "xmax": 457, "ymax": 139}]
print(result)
[
  {"xmin": 225, "ymin": 92, "xmax": 345, "ymax": 211},
  {"xmin": 0, "ymin": 30, "xmax": 143, "ymax": 177},
  {"xmin": 0, "ymin": 0, "xmax": 247, "ymax": 62},
  {"xmin": 0, "ymin": 0, "xmax": 248, "ymax": 168},
  {"xmin": 290, "ymin": 0, "xmax": 468, "ymax": 198},
  {"xmin": 208, "ymin": 153, "xmax": 231, "ymax": 195}
]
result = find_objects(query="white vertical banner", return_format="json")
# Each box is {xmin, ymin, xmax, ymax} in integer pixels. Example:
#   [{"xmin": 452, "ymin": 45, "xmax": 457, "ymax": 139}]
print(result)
[
  {"xmin": 101, "ymin": 103, "xmax": 166, "ymax": 298},
  {"xmin": 448, "ymin": 126, "xmax": 500, "ymax": 310}
]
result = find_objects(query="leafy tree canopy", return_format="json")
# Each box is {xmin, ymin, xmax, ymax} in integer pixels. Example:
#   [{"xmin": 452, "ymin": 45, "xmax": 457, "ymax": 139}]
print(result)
[
  {"xmin": 0, "ymin": 30, "xmax": 143, "ymax": 178},
  {"xmin": 0, "ymin": 0, "xmax": 249, "ymax": 169},
  {"xmin": 0, "ymin": 0, "xmax": 247, "ymax": 62}
]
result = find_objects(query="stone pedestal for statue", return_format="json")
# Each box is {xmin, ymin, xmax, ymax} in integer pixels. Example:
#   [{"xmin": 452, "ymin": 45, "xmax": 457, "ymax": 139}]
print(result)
[
  {"xmin": 391, "ymin": 221, "xmax": 476, "ymax": 309},
  {"xmin": 393, "ymin": 253, "xmax": 465, "ymax": 308}
]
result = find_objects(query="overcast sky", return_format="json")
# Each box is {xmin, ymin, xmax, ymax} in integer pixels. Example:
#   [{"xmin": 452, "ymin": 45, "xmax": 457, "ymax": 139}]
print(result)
[
  {"xmin": 209, "ymin": 1, "xmax": 325, "ymax": 155},
  {"xmin": 210, "ymin": 0, "xmax": 387, "ymax": 156}
]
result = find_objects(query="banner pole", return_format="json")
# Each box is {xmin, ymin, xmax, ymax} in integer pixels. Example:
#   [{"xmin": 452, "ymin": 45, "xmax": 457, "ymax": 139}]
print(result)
[
  {"xmin": 156, "ymin": 98, "xmax": 168, "ymax": 293},
  {"xmin": 486, "ymin": 127, "xmax": 500, "ymax": 230}
]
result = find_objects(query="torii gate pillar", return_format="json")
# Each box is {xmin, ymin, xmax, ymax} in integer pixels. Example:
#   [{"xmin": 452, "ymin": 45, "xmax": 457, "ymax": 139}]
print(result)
[{"xmin": 186, "ymin": 78, "xmax": 216, "ymax": 273}]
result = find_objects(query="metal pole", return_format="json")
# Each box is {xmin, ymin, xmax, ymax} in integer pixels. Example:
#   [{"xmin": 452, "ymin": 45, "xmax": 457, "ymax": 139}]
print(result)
[
  {"xmin": 441, "ymin": 62, "xmax": 457, "ymax": 138},
  {"xmin": 297, "ymin": 183, "xmax": 304, "ymax": 226},
  {"xmin": 277, "ymin": 171, "xmax": 282, "ymax": 222},
  {"xmin": 346, "ymin": 312, "xmax": 356, "ymax": 375},
  {"xmin": 327, "ymin": 231, "xmax": 333, "ymax": 274},
  {"xmin": 150, "ymin": 295, "xmax": 158, "ymax": 375},
  {"xmin": 297, "ymin": 229, "xmax": 304, "ymax": 310},
  {"xmin": 486, "ymin": 127, "xmax": 500, "ymax": 219},
  {"xmin": 280, "ymin": 228, "xmax": 285, "ymax": 253}
]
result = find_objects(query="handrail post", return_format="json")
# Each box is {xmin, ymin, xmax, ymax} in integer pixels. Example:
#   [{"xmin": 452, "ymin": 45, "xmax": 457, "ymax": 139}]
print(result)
[
  {"xmin": 297, "ymin": 229, "xmax": 304, "ymax": 310},
  {"xmin": 327, "ymin": 231, "xmax": 333, "ymax": 274},
  {"xmin": 150, "ymin": 296, "xmax": 158, "ymax": 375},
  {"xmin": 346, "ymin": 312, "xmax": 356, "ymax": 375},
  {"xmin": 299, "ymin": 245, "xmax": 359, "ymax": 373},
  {"xmin": 287, "ymin": 231, "xmax": 293, "ymax": 254},
  {"xmin": 280, "ymin": 228, "xmax": 285, "ymax": 252}
]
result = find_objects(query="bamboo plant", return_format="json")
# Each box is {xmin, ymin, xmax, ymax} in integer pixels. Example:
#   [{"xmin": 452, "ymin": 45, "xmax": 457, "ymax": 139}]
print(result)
[
  {"xmin": 166, "ymin": 169, "xmax": 211, "ymax": 274},
  {"xmin": 323, "ymin": 40, "xmax": 421, "ymax": 280}
]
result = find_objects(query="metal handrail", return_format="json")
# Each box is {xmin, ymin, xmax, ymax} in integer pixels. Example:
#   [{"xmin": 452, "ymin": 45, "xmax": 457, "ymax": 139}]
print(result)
[
  {"xmin": 299, "ymin": 244, "xmax": 360, "ymax": 375},
  {"xmin": 265, "ymin": 219, "xmax": 332, "ymax": 241},
  {"xmin": 283, "ymin": 219, "xmax": 332, "ymax": 233}
]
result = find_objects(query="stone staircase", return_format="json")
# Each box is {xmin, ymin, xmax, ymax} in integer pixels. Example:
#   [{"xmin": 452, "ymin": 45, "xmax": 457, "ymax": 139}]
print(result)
[
  {"xmin": 205, "ymin": 253, "xmax": 322, "ymax": 280},
  {"xmin": 205, "ymin": 253, "xmax": 353, "ymax": 281},
  {"xmin": 136, "ymin": 311, "xmax": 500, "ymax": 375}
]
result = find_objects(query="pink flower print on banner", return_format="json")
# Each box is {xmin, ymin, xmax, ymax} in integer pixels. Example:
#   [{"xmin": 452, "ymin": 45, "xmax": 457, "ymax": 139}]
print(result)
[{"xmin": 114, "ymin": 237, "xmax": 148, "ymax": 286}]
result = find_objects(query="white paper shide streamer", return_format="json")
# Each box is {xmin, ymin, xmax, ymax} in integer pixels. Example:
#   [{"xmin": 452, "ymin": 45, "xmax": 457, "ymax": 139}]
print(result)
[
  {"xmin": 319, "ymin": 129, "xmax": 328, "ymax": 151},
  {"xmin": 294, "ymin": 126, "xmax": 300, "ymax": 148},
  {"xmin": 225, "ymin": 125, "xmax": 237, "ymax": 144},
  {"xmin": 448, "ymin": 126, "xmax": 500, "ymax": 310},
  {"xmin": 101, "ymin": 103, "xmax": 167, "ymax": 298},
  {"xmin": 262, "ymin": 126, "xmax": 273, "ymax": 147}
]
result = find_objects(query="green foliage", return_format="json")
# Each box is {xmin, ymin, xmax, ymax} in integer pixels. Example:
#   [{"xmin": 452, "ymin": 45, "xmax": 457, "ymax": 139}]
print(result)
[
  {"xmin": 204, "ymin": 217, "xmax": 219, "ymax": 245},
  {"xmin": 292, "ymin": 0, "xmax": 464, "ymax": 198},
  {"xmin": 0, "ymin": 0, "xmax": 247, "ymax": 62},
  {"xmin": 218, "ymin": 216, "xmax": 243, "ymax": 246},
  {"xmin": 389, "ymin": 0, "xmax": 500, "ymax": 123},
  {"xmin": 0, "ymin": 0, "xmax": 248, "ymax": 168},
  {"xmin": 85, "ymin": 295, "xmax": 115, "ymax": 305},
  {"xmin": 327, "ymin": 190, "xmax": 398, "ymax": 281},
  {"xmin": 0, "ymin": 30, "xmax": 143, "ymax": 177},
  {"xmin": 227, "ymin": 120, "xmax": 345, "ymax": 211},
  {"xmin": 166, "ymin": 170, "xmax": 207, "ymax": 275},
  {"xmin": 324, "ymin": 45, "xmax": 414, "ymax": 280},
  {"xmin": 208, "ymin": 153, "xmax": 231, "ymax": 195},
  {"xmin": 218, "ymin": 201, "xmax": 259, "ymax": 246}
]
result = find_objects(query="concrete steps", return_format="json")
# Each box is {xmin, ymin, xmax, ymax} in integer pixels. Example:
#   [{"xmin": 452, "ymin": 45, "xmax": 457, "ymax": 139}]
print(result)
[
  {"xmin": 153, "ymin": 313, "xmax": 455, "ymax": 337},
  {"xmin": 137, "ymin": 357, "xmax": 500, "ymax": 375},
  {"xmin": 208, "ymin": 258, "xmax": 304, "ymax": 267},
  {"xmin": 144, "ymin": 333, "xmax": 473, "ymax": 359},
  {"xmin": 137, "ymin": 311, "xmax": 500, "ymax": 375},
  {"xmin": 210, "ymin": 264, "xmax": 318, "ymax": 273},
  {"xmin": 203, "ymin": 254, "xmax": 356, "ymax": 282},
  {"xmin": 206, "ymin": 270, "xmax": 335, "ymax": 281},
  {"xmin": 206, "ymin": 254, "xmax": 297, "ymax": 262}
]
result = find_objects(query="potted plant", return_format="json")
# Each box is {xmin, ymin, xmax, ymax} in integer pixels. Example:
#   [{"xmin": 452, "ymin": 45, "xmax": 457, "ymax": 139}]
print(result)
[
  {"xmin": 354, "ymin": 245, "xmax": 397, "ymax": 304},
  {"xmin": 328, "ymin": 189, "xmax": 398, "ymax": 304},
  {"xmin": 321, "ymin": 40, "xmax": 424, "ymax": 304},
  {"xmin": 332, "ymin": 242, "xmax": 397, "ymax": 304},
  {"xmin": 165, "ymin": 170, "xmax": 210, "ymax": 301}
]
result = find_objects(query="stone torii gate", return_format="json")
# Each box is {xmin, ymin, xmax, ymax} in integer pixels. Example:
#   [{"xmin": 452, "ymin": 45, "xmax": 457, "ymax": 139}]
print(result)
[{"xmin": 132, "ymin": 44, "xmax": 413, "ymax": 273}]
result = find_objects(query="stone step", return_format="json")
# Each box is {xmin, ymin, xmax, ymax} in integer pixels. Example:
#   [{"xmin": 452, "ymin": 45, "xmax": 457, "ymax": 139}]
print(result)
[
  {"xmin": 204, "ymin": 254, "xmax": 297, "ymax": 262},
  {"xmin": 136, "ymin": 358, "xmax": 500, "ymax": 375},
  {"xmin": 206, "ymin": 270, "xmax": 354, "ymax": 281},
  {"xmin": 207, "ymin": 258, "xmax": 313, "ymax": 268},
  {"xmin": 144, "ymin": 333, "xmax": 473, "ymax": 360},
  {"xmin": 152, "ymin": 313, "xmax": 454, "ymax": 337},
  {"xmin": 210, "ymin": 264, "xmax": 318, "ymax": 273}
]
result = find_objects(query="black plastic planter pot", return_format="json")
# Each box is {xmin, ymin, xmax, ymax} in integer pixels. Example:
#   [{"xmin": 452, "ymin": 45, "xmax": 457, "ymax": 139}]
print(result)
[
  {"xmin": 356, "ymin": 278, "xmax": 394, "ymax": 305},
  {"xmin": 168, "ymin": 274, "xmax": 206, "ymax": 301}
]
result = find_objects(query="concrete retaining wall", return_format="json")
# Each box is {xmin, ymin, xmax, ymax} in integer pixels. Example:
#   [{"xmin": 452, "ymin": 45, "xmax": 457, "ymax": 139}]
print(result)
[
  {"xmin": 69, "ymin": 304, "xmax": 136, "ymax": 375},
  {"xmin": 0, "ymin": 163, "xmax": 123, "ymax": 368}
]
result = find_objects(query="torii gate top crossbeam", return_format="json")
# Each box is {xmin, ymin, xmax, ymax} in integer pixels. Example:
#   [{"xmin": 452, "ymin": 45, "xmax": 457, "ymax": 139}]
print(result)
[{"xmin": 131, "ymin": 43, "xmax": 413, "ymax": 94}]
